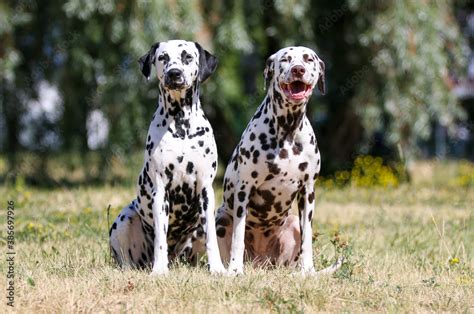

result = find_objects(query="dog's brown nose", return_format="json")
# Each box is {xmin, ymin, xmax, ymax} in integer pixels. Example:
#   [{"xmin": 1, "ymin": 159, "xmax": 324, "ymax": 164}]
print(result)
[{"xmin": 291, "ymin": 65, "xmax": 305, "ymax": 77}]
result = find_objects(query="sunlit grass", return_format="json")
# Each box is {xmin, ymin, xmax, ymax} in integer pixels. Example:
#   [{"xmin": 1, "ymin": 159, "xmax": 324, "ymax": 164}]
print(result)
[{"xmin": 0, "ymin": 160, "xmax": 472, "ymax": 312}]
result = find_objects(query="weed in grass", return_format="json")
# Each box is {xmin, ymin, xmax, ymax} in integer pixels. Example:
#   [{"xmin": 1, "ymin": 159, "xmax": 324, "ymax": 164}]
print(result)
[{"xmin": 259, "ymin": 287, "xmax": 303, "ymax": 313}]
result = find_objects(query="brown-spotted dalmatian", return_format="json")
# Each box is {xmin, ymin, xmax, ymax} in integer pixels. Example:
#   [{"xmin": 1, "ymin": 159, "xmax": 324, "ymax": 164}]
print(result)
[
  {"xmin": 109, "ymin": 40, "xmax": 225, "ymax": 275},
  {"xmin": 216, "ymin": 46, "xmax": 343, "ymax": 275}
]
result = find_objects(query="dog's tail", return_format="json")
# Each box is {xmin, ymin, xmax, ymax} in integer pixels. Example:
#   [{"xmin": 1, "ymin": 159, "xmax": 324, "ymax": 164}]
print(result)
[{"xmin": 314, "ymin": 256, "xmax": 345, "ymax": 276}]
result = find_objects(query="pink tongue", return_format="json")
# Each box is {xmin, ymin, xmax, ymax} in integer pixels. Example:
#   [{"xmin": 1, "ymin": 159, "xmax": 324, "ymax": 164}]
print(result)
[{"xmin": 289, "ymin": 82, "xmax": 306, "ymax": 95}]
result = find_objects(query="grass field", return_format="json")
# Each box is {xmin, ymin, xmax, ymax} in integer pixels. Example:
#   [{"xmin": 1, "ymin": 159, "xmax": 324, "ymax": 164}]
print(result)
[{"xmin": 0, "ymin": 160, "xmax": 473, "ymax": 312}]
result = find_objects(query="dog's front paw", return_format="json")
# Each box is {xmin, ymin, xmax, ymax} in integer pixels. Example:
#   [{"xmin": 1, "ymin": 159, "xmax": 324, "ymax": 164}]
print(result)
[
  {"xmin": 301, "ymin": 267, "xmax": 316, "ymax": 277},
  {"xmin": 150, "ymin": 266, "xmax": 169, "ymax": 277},
  {"xmin": 208, "ymin": 263, "xmax": 227, "ymax": 275},
  {"xmin": 226, "ymin": 264, "xmax": 244, "ymax": 276}
]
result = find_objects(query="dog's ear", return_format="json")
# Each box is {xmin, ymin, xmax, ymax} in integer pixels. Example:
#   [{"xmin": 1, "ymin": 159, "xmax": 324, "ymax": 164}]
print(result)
[
  {"xmin": 138, "ymin": 42, "xmax": 160, "ymax": 80},
  {"xmin": 194, "ymin": 42, "xmax": 218, "ymax": 83},
  {"xmin": 263, "ymin": 54, "xmax": 275, "ymax": 90},
  {"xmin": 317, "ymin": 58, "xmax": 326, "ymax": 95}
]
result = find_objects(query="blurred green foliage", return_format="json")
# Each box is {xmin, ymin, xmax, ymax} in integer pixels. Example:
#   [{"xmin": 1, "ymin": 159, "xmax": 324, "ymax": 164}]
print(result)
[{"xmin": 0, "ymin": 0, "xmax": 469, "ymax": 184}]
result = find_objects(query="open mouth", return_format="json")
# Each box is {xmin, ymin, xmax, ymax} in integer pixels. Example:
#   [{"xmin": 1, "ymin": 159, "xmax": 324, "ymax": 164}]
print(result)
[{"xmin": 280, "ymin": 81, "xmax": 312, "ymax": 101}]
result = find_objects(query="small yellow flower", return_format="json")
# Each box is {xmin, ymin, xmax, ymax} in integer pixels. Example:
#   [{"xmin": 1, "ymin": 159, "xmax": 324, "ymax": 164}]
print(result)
[
  {"xmin": 449, "ymin": 257, "xmax": 460, "ymax": 265},
  {"xmin": 456, "ymin": 275, "xmax": 471, "ymax": 285},
  {"xmin": 363, "ymin": 155, "xmax": 373, "ymax": 166},
  {"xmin": 22, "ymin": 191, "xmax": 32, "ymax": 200}
]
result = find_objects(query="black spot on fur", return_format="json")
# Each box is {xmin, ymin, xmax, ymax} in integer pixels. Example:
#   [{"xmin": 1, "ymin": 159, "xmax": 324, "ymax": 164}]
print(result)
[
  {"xmin": 238, "ymin": 191, "xmax": 246, "ymax": 202},
  {"xmin": 268, "ymin": 162, "xmax": 281, "ymax": 175},
  {"xmin": 237, "ymin": 206, "xmax": 244, "ymax": 218},
  {"xmin": 226, "ymin": 193, "xmax": 234, "ymax": 209},
  {"xmin": 216, "ymin": 228, "xmax": 226, "ymax": 237},
  {"xmin": 252, "ymin": 150, "xmax": 260, "ymax": 164},
  {"xmin": 186, "ymin": 162, "xmax": 194, "ymax": 174},
  {"xmin": 308, "ymin": 192, "xmax": 315, "ymax": 203}
]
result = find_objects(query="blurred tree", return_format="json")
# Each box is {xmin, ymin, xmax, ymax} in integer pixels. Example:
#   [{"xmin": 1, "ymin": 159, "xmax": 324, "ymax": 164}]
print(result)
[
  {"xmin": 0, "ymin": 0, "xmax": 468, "ymax": 184},
  {"xmin": 0, "ymin": 0, "xmax": 42, "ymax": 176},
  {"xmin": 348, "ymin": 0, "xmax": 466, "ymax": 159},
  {"xmin": 61, "ymin": 0, "xmax": 207, "ymax": 180},
  {"xmin": 202, "ymin": 0, "xmax": 317, "ymax": 159}
]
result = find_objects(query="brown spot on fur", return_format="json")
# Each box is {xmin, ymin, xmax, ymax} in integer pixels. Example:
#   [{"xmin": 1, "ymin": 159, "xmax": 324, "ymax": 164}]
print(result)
[
  {"xmin": 298, "ymin": 162, "xmax": 308, "ymax": 171},
  {"xmin": 279, "ymin": 148, "xmax": 288, "ymax": 159},
  {"xmin": 292, "ymin": 142, "xmax": 303, "ymax": 155},
  {"xmin": 216, "ymin": 217, "xmax": 231, "ymax": 227}
]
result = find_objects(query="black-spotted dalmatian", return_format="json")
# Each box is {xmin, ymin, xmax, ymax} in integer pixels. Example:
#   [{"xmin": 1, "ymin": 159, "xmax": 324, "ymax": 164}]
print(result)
[
  {"xmin": 216, "ymin": 46, "xmax": 342, "ymax": 275},
  {"xmin": 109, "ymin": 40, "xmax": 225, "ymax": 275}
]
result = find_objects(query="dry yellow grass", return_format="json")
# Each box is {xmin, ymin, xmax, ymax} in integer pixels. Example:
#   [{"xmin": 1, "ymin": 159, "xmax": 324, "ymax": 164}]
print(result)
[{"xmin": 0, "ymin": 161, "xmax": 473, "ymax": 312}]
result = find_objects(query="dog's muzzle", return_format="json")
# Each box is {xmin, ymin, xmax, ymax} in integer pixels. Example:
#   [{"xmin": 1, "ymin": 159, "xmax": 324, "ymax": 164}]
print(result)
[
  {"xmin": 278, "ymin": 65, "xmax": 314, "ymax": 102},
  {"xmin": 165, "ymin": 69, "xmax": 185, "ymax": 89}
]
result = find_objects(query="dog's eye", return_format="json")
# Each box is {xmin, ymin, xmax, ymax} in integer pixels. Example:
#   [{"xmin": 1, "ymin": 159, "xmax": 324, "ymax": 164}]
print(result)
[
  {"xmin": 280, "ymin": 58, "xmax": 288, "ymax": 63},
  {"xmin": 185, "ymin": 54, "xmax": 193, "ymax": 62},
  {"xmin": 157, "ymin": 54, "xmax": 169, "ymax": 63},
  {"xmin": 304, "ymin": 54, "xmax": 314, "ymax": 62}
]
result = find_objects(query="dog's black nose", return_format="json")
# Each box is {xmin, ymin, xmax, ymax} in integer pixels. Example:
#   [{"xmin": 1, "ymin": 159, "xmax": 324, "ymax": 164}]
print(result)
[
  {"xmin": 291, "ymin": 65, "xmax": 306, "ymax": 77},
  {"xmin": 167, "ymin": 69, "xmax": 183, "ymax": 81}
]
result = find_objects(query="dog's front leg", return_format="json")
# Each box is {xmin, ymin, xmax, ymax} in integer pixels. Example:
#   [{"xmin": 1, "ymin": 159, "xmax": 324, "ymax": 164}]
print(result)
[
  {"xmin": 151, "ymin": 185, "xmax": 169, "ymax": 276},
  {"xmin": 227, "ymin": 180, "xmax": 251, "ymax": 275},
  {"xmin": 298, "ymin": 183, "xmax": 316, "ymax": 275},
  {"xmin": 200, "ymin": 184, "xmax": 226, "ymax": 274}
]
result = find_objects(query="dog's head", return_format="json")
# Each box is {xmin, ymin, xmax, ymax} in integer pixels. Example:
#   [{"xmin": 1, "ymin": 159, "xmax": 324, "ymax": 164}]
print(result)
[
  {"xmin": 264, "ymin": 46, "xmax": 325, "ymax": 103},
  {"xmin": 138, "ymin": 40, "xmax": 218, "ymax": 90}
]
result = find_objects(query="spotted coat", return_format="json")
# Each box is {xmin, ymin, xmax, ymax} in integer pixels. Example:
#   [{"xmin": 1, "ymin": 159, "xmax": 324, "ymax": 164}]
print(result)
[
  {"xmin": 109, "ymin": 40, "xmax": 225, "ymax": 275},
  {"xmin": 216, "ymin": 46, "xmax": 326, "ymax": 275}
]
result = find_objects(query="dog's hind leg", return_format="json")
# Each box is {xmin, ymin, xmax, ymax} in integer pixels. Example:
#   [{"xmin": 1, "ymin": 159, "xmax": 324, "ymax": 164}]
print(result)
[
  {"xmin": 215, "ymin": 206, "xmax": 233, "ymax": 265},
  {"xmin": 275, "ymin": 214, "xmax": 301, "ymax": 267},
  {"xmin": 109, "ymin": 200, "xmax": 150, "ymax": 269},
  {"xmin": 276, "ymin": 213, "xmax": 344, "ymax": 275}
]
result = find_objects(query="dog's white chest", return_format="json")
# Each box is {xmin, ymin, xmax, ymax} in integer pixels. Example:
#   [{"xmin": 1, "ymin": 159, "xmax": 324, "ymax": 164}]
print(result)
[{"xmin": 146, "ymin": 110, "xmax": 217, "ymax": 185}]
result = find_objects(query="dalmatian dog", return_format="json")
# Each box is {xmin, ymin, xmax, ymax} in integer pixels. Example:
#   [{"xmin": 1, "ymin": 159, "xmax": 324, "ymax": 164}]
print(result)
[
  {"xmin": 109, "ymin": 40, "xmax": 225, "ymax": 275},
  {"xmin": 216, "ymin": 46, "xmax": 342, "ymax": 275}
]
